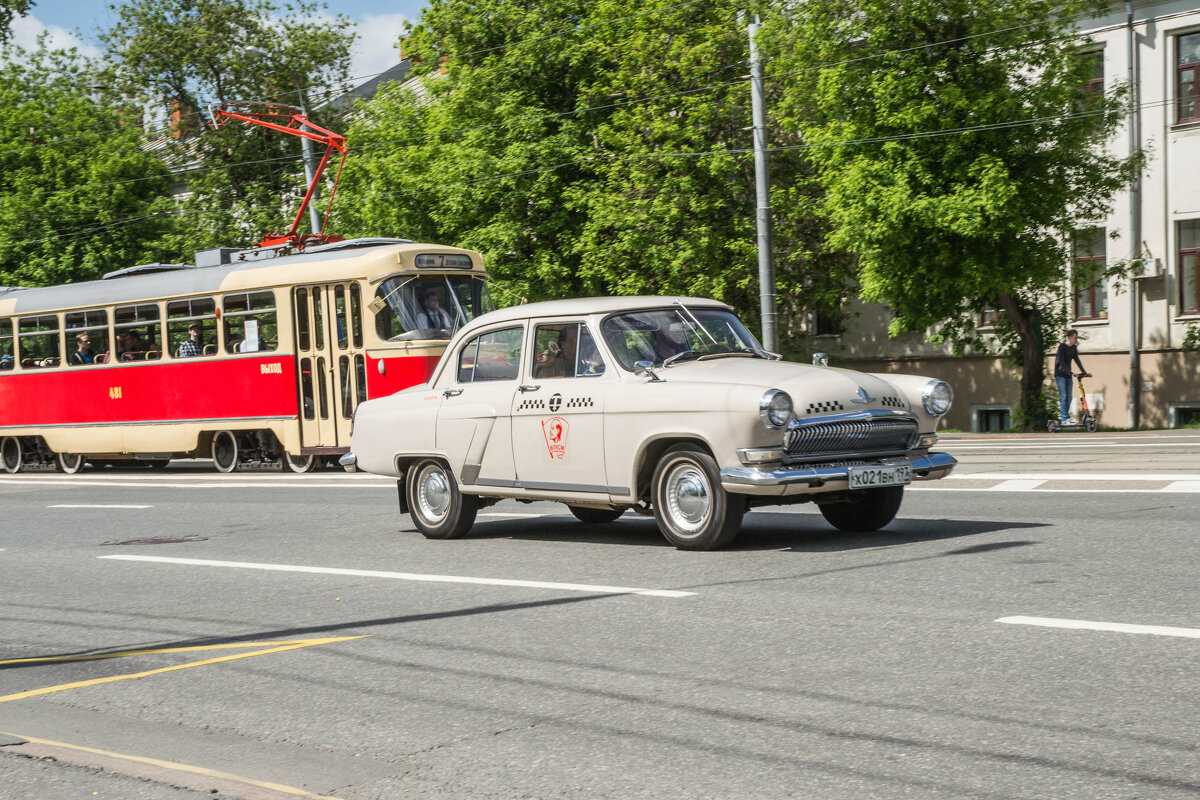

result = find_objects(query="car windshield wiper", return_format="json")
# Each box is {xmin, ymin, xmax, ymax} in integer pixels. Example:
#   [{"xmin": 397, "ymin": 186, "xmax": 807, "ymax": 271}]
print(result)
[{"xmin": 661, "ymin": 350, "xmax": 701, "ymax": 367}]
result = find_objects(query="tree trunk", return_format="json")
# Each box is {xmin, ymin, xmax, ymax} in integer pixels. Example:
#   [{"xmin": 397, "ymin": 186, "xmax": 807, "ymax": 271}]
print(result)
[{"xmin": 998, "ymin": 291, "xmax": 1045, "ymax": 430}]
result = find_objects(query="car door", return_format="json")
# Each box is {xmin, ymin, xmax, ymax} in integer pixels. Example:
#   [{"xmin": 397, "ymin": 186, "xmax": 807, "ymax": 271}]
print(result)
[
  {"xmin": 435, "ymin": 324, "xmax": 524, "ymax": 486},
  {"xmin": 509, "ymin": 321, "xmax": 618, "ymax": 495}
]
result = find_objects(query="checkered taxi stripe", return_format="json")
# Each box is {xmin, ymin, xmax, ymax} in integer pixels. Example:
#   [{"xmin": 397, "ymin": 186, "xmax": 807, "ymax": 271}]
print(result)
[
  {"xmin": 880, "ymin": 396, "xmax": 905, "ymax": 408},
  {"xmin": 806, "ymin": 400, "xmax": 844, "ymax": 414},
  {"xmin": 516, "ymin": 399, "xmax": 547, "ymax": 411},
  {"xmin": 565, "ymin": 397, "xmax": 594, "ymax": 409}
]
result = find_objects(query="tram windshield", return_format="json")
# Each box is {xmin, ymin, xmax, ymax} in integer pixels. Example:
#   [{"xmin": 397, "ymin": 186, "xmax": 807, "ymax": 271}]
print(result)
[{"xmin": 374, "ymin": 275, "xmax": 494, "ymax": 342}]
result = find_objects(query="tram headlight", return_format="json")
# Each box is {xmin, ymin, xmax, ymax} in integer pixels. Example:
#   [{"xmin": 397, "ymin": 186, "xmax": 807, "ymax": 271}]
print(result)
[
  {"xmin": 759, "ymin": 389, "xmax": 794, "ymax": 429},
  {"xmin": 922, "ymin": 380, "xmax": 953, "ymax": 417}
]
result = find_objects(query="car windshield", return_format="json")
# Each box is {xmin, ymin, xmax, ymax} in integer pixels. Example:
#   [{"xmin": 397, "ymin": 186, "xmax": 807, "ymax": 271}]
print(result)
[{"xmin": 600, "ymin": 306, "xmax": 766, "ymax": 370}]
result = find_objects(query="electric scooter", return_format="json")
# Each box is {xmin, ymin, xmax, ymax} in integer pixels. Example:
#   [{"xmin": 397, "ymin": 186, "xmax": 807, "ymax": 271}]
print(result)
[{"xmin": 1047, "ymin": 373, "xmax": 1097, "ymax": 432}]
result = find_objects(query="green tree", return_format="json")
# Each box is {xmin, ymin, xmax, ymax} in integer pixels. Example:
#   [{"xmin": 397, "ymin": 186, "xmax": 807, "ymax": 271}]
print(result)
[
  {"xmin": 339, "ymin": 0, "xmax": 841, "ymax": 341},
  {"xmin": 766, "ymin": 0, "xmax": 1140, "ymax": 426},
  {"xmin": 0, "ymin": 0, "xmax": 33, "ymax": 44},
  {"xmin": 99, "ymin": 0, "xmax": 354, "ymax": 254},
  {"xmin": 0, "ymin": 41, "xmax": 174, "ymax": 286}
]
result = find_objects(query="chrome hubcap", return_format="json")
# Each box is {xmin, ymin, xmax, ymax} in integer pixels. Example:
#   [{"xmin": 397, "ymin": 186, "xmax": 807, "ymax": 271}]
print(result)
[
  {"xmin": 666, "ymin": 463, "xmax": 710, "ymax": 534},
  {"xmin": 418, "ymin": 467, "xmax": 451, "ymax": 521}
]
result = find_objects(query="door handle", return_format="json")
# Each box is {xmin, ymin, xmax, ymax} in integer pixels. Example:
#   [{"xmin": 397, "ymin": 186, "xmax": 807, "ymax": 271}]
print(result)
[
  {"xmin": 518, "ymin": 384, "xmax": 541, "ymax": 393},
  {"xmin": 443, "ymin": 388, "xmax": 463, "ymax": 397}
]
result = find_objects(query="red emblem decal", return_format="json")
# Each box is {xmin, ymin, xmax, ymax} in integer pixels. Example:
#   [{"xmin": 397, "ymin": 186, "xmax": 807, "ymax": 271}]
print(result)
[{"xmin": 542, "ymin": 416, "xmax": 569, "ymax": 459}]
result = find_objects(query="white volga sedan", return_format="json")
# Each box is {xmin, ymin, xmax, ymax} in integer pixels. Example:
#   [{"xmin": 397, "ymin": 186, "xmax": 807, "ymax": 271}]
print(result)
[{"xmin": 342, "ymin": 296, "xmax": 957, "ymax": 550}]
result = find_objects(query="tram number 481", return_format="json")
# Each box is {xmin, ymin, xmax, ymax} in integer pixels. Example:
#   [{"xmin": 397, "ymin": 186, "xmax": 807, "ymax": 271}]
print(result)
[{"xmin": 109, "ymin": 386, "xmax": 123, "ymax": 400}]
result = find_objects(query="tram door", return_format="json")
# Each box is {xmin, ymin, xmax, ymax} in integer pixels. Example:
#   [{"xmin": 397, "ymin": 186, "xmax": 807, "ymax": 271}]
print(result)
[{"xmin": 293, "ymin": 284, "xmax": 367, "ymax": 450}]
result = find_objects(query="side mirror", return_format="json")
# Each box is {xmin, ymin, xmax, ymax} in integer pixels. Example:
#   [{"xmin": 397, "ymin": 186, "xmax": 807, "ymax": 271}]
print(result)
[{"xmin": 633, "ymin": 360, "xmax": 663, "ymax": 381}]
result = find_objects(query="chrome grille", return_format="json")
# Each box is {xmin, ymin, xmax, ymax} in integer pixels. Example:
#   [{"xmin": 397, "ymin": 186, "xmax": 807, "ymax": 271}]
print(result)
[{"xmin": 784, "ymin": 413, "xmax": 918, "ymax": 462}]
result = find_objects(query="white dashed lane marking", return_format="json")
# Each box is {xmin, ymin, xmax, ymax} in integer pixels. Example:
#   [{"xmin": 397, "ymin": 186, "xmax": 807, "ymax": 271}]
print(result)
[
  {"xmin": 997, "ymin": 616, "xmax": 1200, "ymax": 639},
  {"xmin": 98, "ymin": 555, "xmax": 695, "ymax": 598}
]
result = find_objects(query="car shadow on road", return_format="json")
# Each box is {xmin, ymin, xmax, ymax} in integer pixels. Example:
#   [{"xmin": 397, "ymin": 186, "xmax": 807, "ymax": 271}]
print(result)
[{"xmin": 464, "ymin": 512, "xmax": 1049, "ymax": 552}]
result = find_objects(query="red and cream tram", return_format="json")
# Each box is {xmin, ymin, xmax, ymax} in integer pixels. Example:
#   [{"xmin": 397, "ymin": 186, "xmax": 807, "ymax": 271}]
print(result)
[{"xmin": 0, "ymin": 238, "xmax": 493, "ymax": 473}]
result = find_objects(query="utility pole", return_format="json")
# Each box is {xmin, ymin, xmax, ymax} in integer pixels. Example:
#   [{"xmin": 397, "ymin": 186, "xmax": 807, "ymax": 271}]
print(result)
[
  {"xmin": 1125, "ymin": 1, "xmax": 1141, "ymax": 429},
  {"xmin": 748, "ymin": 14, "xmax": 777, "ymax": 352},
  {"xmin": 297, "ymin": 97, "xmax": 324, "ymax": 236}
]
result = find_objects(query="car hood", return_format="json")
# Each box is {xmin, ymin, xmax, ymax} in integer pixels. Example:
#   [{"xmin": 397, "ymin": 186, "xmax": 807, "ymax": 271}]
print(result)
[{"xmin": 653, "ymin": 357, "xmax": 910, "ymax": 413}]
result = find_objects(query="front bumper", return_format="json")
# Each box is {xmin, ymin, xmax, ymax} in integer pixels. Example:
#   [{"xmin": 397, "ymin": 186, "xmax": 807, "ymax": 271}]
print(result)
[
  {"xmin": 720, "ymin": 451, "xmax": 956, "ymax": 496},
  {"xmin": 338, "ymin": 451, "xmax": 358, "ymax": 472}
]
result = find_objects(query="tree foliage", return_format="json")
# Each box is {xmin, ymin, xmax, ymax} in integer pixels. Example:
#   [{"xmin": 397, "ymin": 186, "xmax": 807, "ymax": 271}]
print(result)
[
  {"xmin": 0, "ymin": 41, "xmax": 174, "ymax": 286},
  {"xmin": 338, "ymin": 0, "xmax": 839, "ymax": 343},
  {"xmin": 0, "ymin": 0, "xmax": 32, "ymax": 45},
  {"xmin": 99, "ymin": 0, "xmax": 354, "ymax": 254},
  {"xmin": 764, "ymin": 0, "xmax": 1140, "ymax": 426}
]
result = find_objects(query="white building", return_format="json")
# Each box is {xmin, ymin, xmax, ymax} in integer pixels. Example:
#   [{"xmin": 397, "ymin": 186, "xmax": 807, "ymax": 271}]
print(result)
[{"xmin": 827, "ymin": 0, "xmax": 1200, "ymax": 432}]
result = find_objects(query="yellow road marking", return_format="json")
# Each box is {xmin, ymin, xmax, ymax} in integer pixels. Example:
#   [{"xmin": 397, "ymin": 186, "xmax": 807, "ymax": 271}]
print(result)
[
  {"xmin": 0, "ymin": 636, "xmax": 366, "ymax": 703},
  {"xmin": 0, "ymin": 730, "xmax": 346, "ymax": 799}
]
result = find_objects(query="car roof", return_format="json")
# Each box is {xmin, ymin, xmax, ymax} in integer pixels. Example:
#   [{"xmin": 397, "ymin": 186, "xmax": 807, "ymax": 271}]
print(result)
[{"xmin": 471, "ymin": 295, "xmax": 733, "ymax": 328}]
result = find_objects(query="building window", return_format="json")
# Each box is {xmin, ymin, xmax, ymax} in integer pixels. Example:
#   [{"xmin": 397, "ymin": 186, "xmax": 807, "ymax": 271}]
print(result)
[
  {"xmin": 979, "ymin": 308, "xmax": 1000, "ymax": 328},
  {"xmin": 973, "ymin": 406, "xmax": 1011, "ymax": 433},
  {"xmin": 1081, "ymin": 49, "xmax": 1104, "ymax": 101},
  {"xmin": 1073, "ymin": 229, "xmax": 1108, "ymax": 320},
  {"xmin": 813, "ymin": 303, "xmax": 843, "ymax": 337},
  {"xmin": 1177, "ymin": 33, "xmax": 1200, "ymax": 123},
  {"xmin": 1180, "ymin": 220, "xmax": 1200, "ymax": 315}
]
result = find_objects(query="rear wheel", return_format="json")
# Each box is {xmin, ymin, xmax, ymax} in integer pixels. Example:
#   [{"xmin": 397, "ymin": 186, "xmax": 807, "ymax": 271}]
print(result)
[
  {"xmin": 406, "ymin": 459, "xmax": 478, "ymax": 539},
  {"xmin": 1, "ymin": 437, "xmax": 21, "ymax": 474},
  {"xmin": 651, "ymin": 446, "xmax": 743, "ymax": 550},
  {"xmin": 211, "ymin": 431, "xmax": 239, "ymax": 473},
  {"xmin": 55, "ymin": 452, "xmax": 85, "ymax": 474},
  {"xmin": 1046, "ymin": 419, "xmax": 1060, "ymax": 433},
  {"xmin": 818, "ymin": 486, "xmax": 904, "ymax": 532},
  {"xmin": 568, "ymin": 506, "xmax": 625, "ymax": 524},
  {"xmin": 281, "ymin": 453, "xmax": 318, "ymax": 473}
]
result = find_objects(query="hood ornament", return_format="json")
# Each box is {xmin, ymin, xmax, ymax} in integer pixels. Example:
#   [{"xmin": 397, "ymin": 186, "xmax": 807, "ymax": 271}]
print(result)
[{"xmin": 851, "ymin": 386, "xmax": 876, "ymax": 404}]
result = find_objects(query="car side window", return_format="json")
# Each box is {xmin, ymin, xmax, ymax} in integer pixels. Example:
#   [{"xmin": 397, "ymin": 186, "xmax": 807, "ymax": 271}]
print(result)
[
  {"xmin": 532, "ymin": 322, "xmax": 606, "ymax": 379},
  {"xmin": 457, "ymin": 326, "xmax": 523, "ymax": 383}
]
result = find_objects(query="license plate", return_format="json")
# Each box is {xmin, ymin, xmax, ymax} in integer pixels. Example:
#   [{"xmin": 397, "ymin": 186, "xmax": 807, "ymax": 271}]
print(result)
[{"xmin": 848, "ymin": 464, "xmax": 911, "ymax": 489}]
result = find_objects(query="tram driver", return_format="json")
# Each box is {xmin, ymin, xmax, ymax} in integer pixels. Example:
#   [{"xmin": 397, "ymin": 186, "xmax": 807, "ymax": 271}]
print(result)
[{"xmin": 417, "ymin": 292, "xmax": 450, "ymax": 331}]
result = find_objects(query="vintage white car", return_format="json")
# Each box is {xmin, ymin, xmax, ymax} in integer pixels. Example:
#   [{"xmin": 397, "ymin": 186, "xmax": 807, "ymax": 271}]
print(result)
[{"xmin": 342, "ymin": 296, "xmax": 956, "ymax": 550}]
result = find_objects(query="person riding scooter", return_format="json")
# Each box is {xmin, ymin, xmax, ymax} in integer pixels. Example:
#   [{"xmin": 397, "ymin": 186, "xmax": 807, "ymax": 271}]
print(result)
[{"xmin": 1053, "ymin": 329, "xmax": 1090, "ymax": 425}]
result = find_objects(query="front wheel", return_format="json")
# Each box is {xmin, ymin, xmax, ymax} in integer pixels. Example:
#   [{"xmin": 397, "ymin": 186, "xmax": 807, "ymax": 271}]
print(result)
[
  {"xmin": 818, "ymin": 486, "xmax": 904, "ymax": 532},
  {"xmin": 568, "ymin": 506, "xmax": 625, "ymax": 524},
  {"xmin": 211, "ymin": 431, "xmax": 239, "ymax": 473},
  {"xmin": 1, "ymin": 437, "xmax": 22, "ymax": 474},
  {"xmin": 1046, "ymin": 419, "xmax": 1060, "ymax": 433},
  {"xmin": 55, "ymin": 452, "xmax": 85, "ymax": 474},
  {"xmin": 1084, "ymin": 417, "xmax": 1098, "ymax": 433},
  {"xmin": 406, "ymin": 459, "xmax": 478, "ymax": 539},
  {"xmin": 651, "ymin": 446, "xmax": 744, "ymax": 550}
]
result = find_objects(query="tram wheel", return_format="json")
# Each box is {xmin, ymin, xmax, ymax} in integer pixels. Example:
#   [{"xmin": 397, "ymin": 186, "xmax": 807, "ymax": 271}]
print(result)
[
  {"xmin": 1, "ymin": 436, "xmax": 22, "ymax": 474},
  {"xmin": 55, "ymin": 452, "xmax": 86, "ymax": 474},
  {"xmin": 281, "ymin": 452, "xmax": 318, "ymax": 473},
  {"xmin": 212, "ymin": 431, "xmax": 239, "ymax": 473}
]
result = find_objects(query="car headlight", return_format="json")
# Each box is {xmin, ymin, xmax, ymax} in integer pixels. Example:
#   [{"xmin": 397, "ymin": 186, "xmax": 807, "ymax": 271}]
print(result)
[
  {"xmin": 760, "ymin": 389, "xmax": 794, "ymax": 429},
  {"xmin": 922, "ymin": 380, "xmax": 953, "ymax": 417}
]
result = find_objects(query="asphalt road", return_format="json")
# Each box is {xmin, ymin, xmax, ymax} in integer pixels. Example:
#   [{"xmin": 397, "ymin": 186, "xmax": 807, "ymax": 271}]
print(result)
[{"xmin": 2, "ymin": 434, "xmax": 1198, "ymax": 799}]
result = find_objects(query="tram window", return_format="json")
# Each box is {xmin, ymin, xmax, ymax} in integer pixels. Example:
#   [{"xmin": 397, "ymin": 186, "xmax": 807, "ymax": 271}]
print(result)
[
  {"xmin": 374, "ymin": 276, "xmax": 495, "ymax": 342},
  {"xmin": 339, "ymin": 355, "xmax": 353, "ymax": 418},
  {"xmin": 18, "ymin": 314, "xmax": 61, "ymax": 368},
  {"xmin": 350, "ymin": 284, "xmax": 363, "ymax": 349},
  {"xmin": 0, "ymin": 319, "xmax": 14, "ymax": 370},
  {"xmin": 295, "ymin": 288, "xmax": 311, "ymax": 352},
  {"xmin": 223, "ymin": 291, "xmax": 277, "ymax": 354},
  {"xmin": 114, "ymin": 303, "xmax": 162, "ymax": 362},
  {"xmin": 335, "ymin": 286, "xmax": 349, "ymax": 350},
  {"xmin": 64, "ymin": 309, "xmax": 109, "ymax": 366},
  {"xmin": 299, "ymin": 357, "xmax": 315, "ymax": 420},
  {"xmin": 166, "ymin": 297, "xmax": 216, "ymax": 359},
  {"xmin": 312, "ymin": 290, "xmax": 325, "ymax": 350},
  {"xmin": 354, "ymin": 354, "xmax": 367, "ymax": 404},
  {"xmin": 316, "ymin": 356, "xmax": 329, "ymax": 419}
]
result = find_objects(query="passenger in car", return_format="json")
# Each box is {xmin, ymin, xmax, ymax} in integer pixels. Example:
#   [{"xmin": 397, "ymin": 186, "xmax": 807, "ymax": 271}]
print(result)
[{"xmin": 535, "ymin": 325, "xmax": 578, "ymax": 378}]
